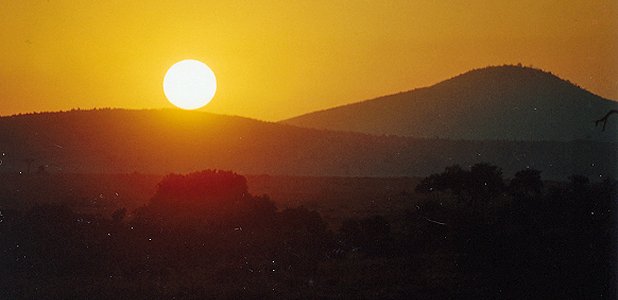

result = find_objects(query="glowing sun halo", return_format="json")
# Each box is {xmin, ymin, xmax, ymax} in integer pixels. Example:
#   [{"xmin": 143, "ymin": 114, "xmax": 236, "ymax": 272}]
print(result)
[{"xmin": 163, "ymin": 59, "xmax": 217, "ymax": 110}]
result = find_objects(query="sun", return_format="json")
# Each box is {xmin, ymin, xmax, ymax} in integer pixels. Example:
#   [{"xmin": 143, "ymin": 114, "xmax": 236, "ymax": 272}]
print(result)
[{"xmin": 163, "ymin": 59, "xmax": 217, "ymax": 110}]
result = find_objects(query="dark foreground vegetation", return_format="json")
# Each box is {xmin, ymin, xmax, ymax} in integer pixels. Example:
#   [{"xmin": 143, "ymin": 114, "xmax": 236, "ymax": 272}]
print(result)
[{"xmin": 0, "ymin": 166, "xmax": 615, "ymax": 299}]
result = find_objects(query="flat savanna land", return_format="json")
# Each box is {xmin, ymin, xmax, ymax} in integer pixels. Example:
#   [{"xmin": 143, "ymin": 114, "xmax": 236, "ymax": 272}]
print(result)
[{"xmin": 0, "ymin": 173, "xmax": 422, "ymax": 228}]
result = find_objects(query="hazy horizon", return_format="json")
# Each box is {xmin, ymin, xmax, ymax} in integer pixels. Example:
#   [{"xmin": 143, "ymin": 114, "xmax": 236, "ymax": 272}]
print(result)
[
  {"xmin": 2, "ymin": 1, "xmax": 616, "ymax": 121},
  {"xmin": 1, "ymin": 64, "xmax": 617, "ymax": 122}
]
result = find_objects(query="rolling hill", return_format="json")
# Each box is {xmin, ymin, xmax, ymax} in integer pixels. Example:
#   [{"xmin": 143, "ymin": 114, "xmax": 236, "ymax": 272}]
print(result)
[
  {"xmin": 0, "ymin": 109, "xmax": 614, "ymax": 180},
  {"xmin": 282, "ymin": 65, "xmax": 618, "ymax": 141}
]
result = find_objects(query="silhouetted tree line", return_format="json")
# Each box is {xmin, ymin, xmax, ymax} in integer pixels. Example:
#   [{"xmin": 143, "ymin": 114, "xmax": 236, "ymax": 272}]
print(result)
[
  {"xmin": 332, "ymin": 163, "xmax": 615, "ymax": 298},
  {"xmin": 0, "ymin": 171, "xmax": 334, "ymax": 298},
  {"xmin": 0, "ymin": 167, "xmax": 615, "ymax": 299},
  {"xmin": 405, "ymin": 163, "xmax": 616, "ymax": 298}
]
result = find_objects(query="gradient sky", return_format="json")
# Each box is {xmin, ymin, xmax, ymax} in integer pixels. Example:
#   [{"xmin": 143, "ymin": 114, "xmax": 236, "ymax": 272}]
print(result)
[{"xmin": 1, "ymin": 0, "xmax": 616, "ymax": 121}]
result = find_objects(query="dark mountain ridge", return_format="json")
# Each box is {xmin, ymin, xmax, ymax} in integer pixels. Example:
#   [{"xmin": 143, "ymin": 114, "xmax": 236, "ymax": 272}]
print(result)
[
  {"xmin": 0, "ymin": 109, "xmax": 614, "ymax": 180},
  {"xmin": 282, "ymin": 65, "xmax": 618, "ymax": 141}
]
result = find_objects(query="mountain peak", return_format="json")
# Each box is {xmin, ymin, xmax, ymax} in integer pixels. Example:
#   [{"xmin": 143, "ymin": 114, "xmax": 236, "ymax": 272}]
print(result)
[
  {"xmin": 438, "ymin": 65, "xmax": 590, "ymax": 95},
  {"xmin": 283, "ymin": 65, "xmax": 617, "ymax": 141}
]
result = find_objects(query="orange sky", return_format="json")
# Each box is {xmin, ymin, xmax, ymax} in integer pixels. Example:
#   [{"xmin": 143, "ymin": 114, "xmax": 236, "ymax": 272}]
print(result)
[{"xmin": 1, "ymin": 0, "xmax": 616, "ymax": 121}]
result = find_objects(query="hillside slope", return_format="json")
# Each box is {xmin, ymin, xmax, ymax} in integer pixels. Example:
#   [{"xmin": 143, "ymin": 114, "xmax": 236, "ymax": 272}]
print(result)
[
  {"xmin": 282, "ymin": 65, "xmax": 618, "ymax": 141},
  {"xmin": 0, "ymin": 109, "xmax": 614, "ymax": 179}
]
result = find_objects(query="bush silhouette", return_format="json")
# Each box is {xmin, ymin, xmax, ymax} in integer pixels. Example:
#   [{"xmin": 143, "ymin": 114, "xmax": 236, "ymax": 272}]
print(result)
[
  {"xmin": 416, "ymin": 163, "xmax": 505, "ymax": 207},
  {"xmin": 134, "ymin": 170, "xmax": 277, "ymax": 228},
  {"xmin": 509, "ymin": 169, "xmax": 543, "ymax": 197}
]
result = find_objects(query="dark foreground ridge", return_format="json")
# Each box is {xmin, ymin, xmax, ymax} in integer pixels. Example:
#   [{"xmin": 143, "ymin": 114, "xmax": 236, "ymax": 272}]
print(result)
[{"xmin": 0, "ymin": 108, "xmax": 615, "ymax": 180}]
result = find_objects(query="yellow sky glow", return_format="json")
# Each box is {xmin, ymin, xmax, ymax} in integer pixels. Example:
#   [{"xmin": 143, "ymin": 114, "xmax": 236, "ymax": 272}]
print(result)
[{"xmin": 1, "ymin": 0, "xmax": 616, "ymax": 120}]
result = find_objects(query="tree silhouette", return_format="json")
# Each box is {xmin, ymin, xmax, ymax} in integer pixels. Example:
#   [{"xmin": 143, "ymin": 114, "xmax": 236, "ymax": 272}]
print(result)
[
  {"xmin": 416, "ymin": 163, "xmax": 504, "ymax": 207},
  {"xmin": 134, "ymin": 170, "xmax": 272, "ymax": 227},
  {"xmin": 508, "ymin": 169, "xmax": 543, "ymax": 214},
  {"xmin": 415, "ymin": 164, "xmax": 467, "ymax": 195},
  {"xmin": 509, "ymin": 169, "xmax": 543, "ymax": 197},
  {"xmin": 468, "ymin": 163, "xmax": 505, "ymax": 205},
  {"xmin": 595, "ymin": 109, "xmax": 618, "ymax": 131}
]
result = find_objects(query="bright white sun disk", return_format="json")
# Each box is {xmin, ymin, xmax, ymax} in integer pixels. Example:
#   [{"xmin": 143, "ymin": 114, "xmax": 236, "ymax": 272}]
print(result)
[{"xmin": 163, "ymin": 59, "xmax": 217, "ymax": 110}]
